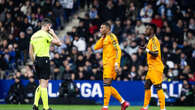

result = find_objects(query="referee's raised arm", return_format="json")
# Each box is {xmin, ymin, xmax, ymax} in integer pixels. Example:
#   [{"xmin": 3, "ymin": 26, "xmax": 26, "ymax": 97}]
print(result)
[{"xmin": 48, "ymin": 28, "xmax": 62, "ymax": 46}]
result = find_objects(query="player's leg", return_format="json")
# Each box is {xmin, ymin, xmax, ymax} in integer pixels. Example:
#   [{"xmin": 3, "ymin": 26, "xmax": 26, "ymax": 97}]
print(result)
[
  {"xmin": 111, "ymin": 87, "xmax": 124, "ymax": 104},
  {"xmin": 111, "ymin": 87, "xmax": 129, "ymax": 110},
  {"xmin": 102, "ymin": 78, "xmax": 112, "ymax": 110},
  {"xmin": 40, "ymin": 58, "xmax": 52, "ymax": 110},
  {"xmin": 141, "ymin": 79, "xmax": 152, "ymax": 110},
  {"xmin": 40, "ymin": 79, "xmax": 50, "ymax": 110},
  {"xmin": 152, "ymin": 71, "xmax": 165, "ymax": 110},
  {"xmin": 35, "ymin": 57, "xmax": 51, "ymax": 110},
  {"xmin": 111, "ymin": 72, "xmax": 129, "ymax": 110},
  {"xmin": 154, "ymin": 83, "xmax": 165, "ymax": 110},
  {"xmin": 110, "ymin": 72, "xmax": 124, "ymax": 103},
  {"xmin": 33, "ymin": 59, "xmax": 41, "ymax": 110},
  {"xmin": 33, "ymin": 81, "xmax": 41, "ymax": 107}
]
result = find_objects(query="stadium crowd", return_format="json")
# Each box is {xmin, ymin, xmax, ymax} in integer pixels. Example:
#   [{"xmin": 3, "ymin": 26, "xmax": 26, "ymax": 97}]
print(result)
[
  {"xmin": 0, "ymin": 0, "xmax": 194, "ymax": 105},
  {"xmin": 0, "ymin": 0, "xmax": 195, "ymax": 80},
  {"xmin": 0, "ymin": 0, "xmax": 80, "ymax": 79}
]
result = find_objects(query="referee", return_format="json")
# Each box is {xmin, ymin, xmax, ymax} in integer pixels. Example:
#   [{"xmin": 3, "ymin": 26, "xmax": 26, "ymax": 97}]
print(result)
[{"xmin": 29, "ymin": 18, "xmax": 62, "ymax": 110}]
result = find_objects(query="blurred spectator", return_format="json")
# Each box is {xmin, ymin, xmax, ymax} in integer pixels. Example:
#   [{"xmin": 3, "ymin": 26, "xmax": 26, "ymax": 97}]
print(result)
[
  {"xmin": 103, "ymin": 0, "xmax": 115, "ymax": 21},
  {"xmin": 125, "ymin": 2, "xmax": 137, "ymax": 21},
  {"xmin": 113, "ymin": 18, "xmax": 123, "ymax": 38},
  {"xmin": 59, "ymin": 79, "xmax": 80, "ymax": 98},
  {"xmin": 173, "ymin": 19, "xmax": 184, "ymax": 45},
  {"xmin": 53, "ymin": 1, "xmax": 65, "ymax": 30},
  {"xmin": 177, "ymin": 80, "xmax": 193, "ymax": 106},
  {"xmin": 17, "ymin": 32, "xmax": 28, "ymax": 64},
  {"xmin": 5, "ymin": 73, "xmax": 25, "ymax": 104},
  {"xmin": 59, "ymin": 0, "xmax": 74, "ymax": 21},
  {"xmin": 115, "ymin": 0, "xmax": 126, "ymax": 21},
  {"xmin": 151, "ymin": 14, "xmax": 163, "ymax": 28},
  {"xmin": 135, "ymin": 20, "xmax": 146, "ymax": 35},
  {"xmin": 24, "ymin": 76, "xmax": 38, "ymax": 103},
  {"xmin": 89, "ymin": 7, "xmax": 99, "ymax": 19},
  {"xmin": 140, "ymin": 4, "xmax": 153, "ymax": 23}
]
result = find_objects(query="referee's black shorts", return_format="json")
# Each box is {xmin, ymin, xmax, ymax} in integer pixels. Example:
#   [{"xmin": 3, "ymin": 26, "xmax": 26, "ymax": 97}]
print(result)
[{"xmin": 34, "ymin": 56, "xmax": 50, "ymax": 80}]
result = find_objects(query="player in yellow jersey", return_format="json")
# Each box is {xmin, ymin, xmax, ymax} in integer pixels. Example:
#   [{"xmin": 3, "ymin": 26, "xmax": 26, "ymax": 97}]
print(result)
[
  {"xmin": 94, "ymin": 23, "xmax": 129, "ymax": 110},
  {"xmin": 29, "ymin": 18, "xmax": 62, "ymax": 110},
  {"xmin": 140, "ymin": 24, "xmax": 165, "ymax": 110}
]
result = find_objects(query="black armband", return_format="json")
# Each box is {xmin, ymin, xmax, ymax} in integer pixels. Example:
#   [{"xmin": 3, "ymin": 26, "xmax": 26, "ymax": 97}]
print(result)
[{"xmin": 149, "ymin": 51, "xmax": 158, "ymax": 57}]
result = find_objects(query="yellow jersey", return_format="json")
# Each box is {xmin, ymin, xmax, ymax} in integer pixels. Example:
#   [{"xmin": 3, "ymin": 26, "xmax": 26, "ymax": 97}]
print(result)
[
  {"xmin": 30, "ymin": 30, "xmax": 53, "ymax": 57},
  {"xmin": 94, "ymin": 33, "xmax": 121, "ymax": 67},
  {"xmin": 146, "ymin": 35, "xmax": 164, "ymax": 72}
]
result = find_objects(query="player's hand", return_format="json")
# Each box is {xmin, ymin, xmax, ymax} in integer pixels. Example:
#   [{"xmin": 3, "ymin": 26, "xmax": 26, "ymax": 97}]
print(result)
[
  {"xmin": 48, "ymin": 28, "xmax": 55, "ymax": 36},
  {"xmin": 115, "ymin": 62, "xmax": 119, "ymax": 73}
]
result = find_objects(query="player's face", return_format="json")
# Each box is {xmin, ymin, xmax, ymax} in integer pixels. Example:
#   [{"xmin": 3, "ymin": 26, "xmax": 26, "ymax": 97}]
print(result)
[
  {"xmin": 45, "ymin": 23, "xmax": 52, "ymax": 31},
  {"xmin": 100, "ymin": 25, "xmax": 108, "ymax": 34},
  {"xmin": 145, "ymin": 25, "xmax": 152, "ymax": 36}
]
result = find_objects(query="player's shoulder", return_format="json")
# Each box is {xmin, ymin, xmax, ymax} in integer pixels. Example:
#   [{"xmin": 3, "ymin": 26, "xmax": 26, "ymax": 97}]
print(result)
[
  {"xmin": 31, "ymin": 30, "xmax": 39, "ymax": 40},
  {"xmin": 153, "ymin": 35, "xmax": 159, "ymax": 40},
  {"xmin": 151, "ymin": 35, "xmax": 159, "ymax": 42},
  {"xmin": 31, "ymin": 30, "xmax": 44, "ymax": 40},
  {"xmin": 32, "ymin": 30, "xmax": 42, "ymax": 35},
  {"xmin": 110, "ymin": 33, "xmax": 116, "ymax": 37},
  {"xmin": 110, "ymin": 33, "xmax": 117, "ymax": 40},
  {"xmin": 32, "ymin": 30, "xmax": 50, "ymax": 39}
]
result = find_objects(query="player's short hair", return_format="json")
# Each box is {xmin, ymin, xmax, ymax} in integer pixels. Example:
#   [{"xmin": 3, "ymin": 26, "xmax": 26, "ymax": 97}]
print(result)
[
  {"xmin": 148, "ymin": 23, "xmax": 157, "ymax": 33},
  {"xmin": 102, "ymin": 22, "xmax": 111, "ymax": 30},
  {"xmin": 41, "ymin": 18, "xmax": 52, "ymax": 26}
]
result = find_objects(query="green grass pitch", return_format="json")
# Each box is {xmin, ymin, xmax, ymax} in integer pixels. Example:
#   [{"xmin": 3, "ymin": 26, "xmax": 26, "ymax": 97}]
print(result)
[{"xmin": 0, "ymin": 105, "xmax": 194, "ymax": 110}]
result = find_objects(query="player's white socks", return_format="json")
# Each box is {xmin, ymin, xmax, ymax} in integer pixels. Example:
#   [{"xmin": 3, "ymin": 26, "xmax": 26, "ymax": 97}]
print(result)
[
  {"xmin": 120, "ymin": 99, "xmax": 125, "ymax": 104},
  {"xmin": 103, "ymin": 106, "xmax": 108, "ymax": 108},
  {"xmin": 143, "ymin": 106, "xmax": 148, "ymax": 109}
]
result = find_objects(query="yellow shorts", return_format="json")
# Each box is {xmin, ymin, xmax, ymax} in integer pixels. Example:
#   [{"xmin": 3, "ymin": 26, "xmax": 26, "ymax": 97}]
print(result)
[
  {"xmin": 145, "ymin": 70, "xmax": 163, "ymax": 85},
  {"xmin": 103, "ymin": 64, "xmax": 117, "ymax": 80}
]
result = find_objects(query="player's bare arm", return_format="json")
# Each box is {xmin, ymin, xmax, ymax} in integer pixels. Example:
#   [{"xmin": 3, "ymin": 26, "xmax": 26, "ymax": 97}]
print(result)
[
  {"xmin": 29, "ymin": 43, "xmax": 35, "ymax": 62},
  {"xmin": 49, "ymin": 29, "xmax": 62, "ymax": 46}
]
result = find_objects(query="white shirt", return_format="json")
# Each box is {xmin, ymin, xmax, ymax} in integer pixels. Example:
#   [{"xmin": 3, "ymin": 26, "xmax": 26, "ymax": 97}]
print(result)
[{"xmin": 73, "ymin": 38, "xmax": 86, "ymax": 52}]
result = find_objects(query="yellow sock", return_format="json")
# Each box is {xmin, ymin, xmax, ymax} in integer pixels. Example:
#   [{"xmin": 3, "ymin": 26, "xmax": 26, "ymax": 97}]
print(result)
[
  {"xmin": 157, "ymin": 89, "xmax": 165, "ymax": 109},
  {"xmin": 104, "ymin": 86, "xmax": 111, "ymax": 107},
  {"xmin": 111, "ymin": 87, "xmax": 124, "ymax": 103},
  {"xmin": 34, "ymin": 85, "xmax": 41, "ymax": 106},
  {"xmin": 41, "ymin": 87, "xmax": 49, "ymax": 109},
  {"xmin": 144, "ymin": 89, "xmax": 151, "ymax": 108}
]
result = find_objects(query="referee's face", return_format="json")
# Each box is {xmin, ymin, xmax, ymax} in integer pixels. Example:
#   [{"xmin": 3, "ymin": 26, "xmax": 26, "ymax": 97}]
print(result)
[{"xmin": 45, "ymin": 23, "xmax": 52, "ymax": 31}]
